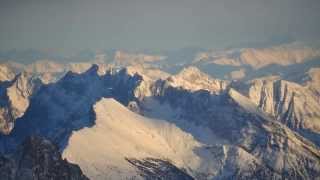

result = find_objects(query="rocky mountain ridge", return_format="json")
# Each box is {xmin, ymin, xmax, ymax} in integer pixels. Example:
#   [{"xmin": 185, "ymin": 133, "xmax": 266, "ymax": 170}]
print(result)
[{"xmin": 0, "ymin": 62, "xmax": 319, "ymax": 179}]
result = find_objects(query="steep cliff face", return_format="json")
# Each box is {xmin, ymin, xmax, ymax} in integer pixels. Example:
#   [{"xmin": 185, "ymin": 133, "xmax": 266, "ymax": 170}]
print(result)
[
  {"xmin": 0, "ymin": 136, "xmax": 88, "ymax": 180},
  {"xmin": 239, "ymin": 77, "xmax": 320, "ymax": 145},
  {"xmin": 0, "ymin": 72, "xmax": 41, "ymax": 134}
]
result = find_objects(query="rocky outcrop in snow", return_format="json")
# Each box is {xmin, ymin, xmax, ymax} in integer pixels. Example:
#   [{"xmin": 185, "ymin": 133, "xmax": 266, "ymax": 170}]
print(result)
[{"xmin": 126, "ymin": 158, "xmax": 194, "ymax": 180}]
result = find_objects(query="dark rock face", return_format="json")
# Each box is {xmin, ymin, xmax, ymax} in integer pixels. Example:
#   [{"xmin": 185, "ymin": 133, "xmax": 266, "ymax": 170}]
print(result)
[
  {"xmin": 0, "ymin": 136, "xmax": 88, "ymax": 180},
  {"xmin": 0, "ymin": 155, "xmax": 15, "ymax": 179},
  {"xmin": 0, "ymin": 66, "xmax": 143, "ymax": 153},
  {"xmin": 126, "ymin": 158, "xmax": 194, "ymax": 180}
]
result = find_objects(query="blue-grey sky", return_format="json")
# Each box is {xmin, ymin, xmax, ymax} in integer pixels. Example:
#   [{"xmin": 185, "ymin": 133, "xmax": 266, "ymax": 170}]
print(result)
[{"xmin": 0, "ymin": 0, "xmax": 320, "ymax": 51}]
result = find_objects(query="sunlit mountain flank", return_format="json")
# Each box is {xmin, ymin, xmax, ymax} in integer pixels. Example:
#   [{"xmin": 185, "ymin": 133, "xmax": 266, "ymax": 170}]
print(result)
[{"xmin": 1, "ymin": 0, "xmax": 320, "ymax": 179}]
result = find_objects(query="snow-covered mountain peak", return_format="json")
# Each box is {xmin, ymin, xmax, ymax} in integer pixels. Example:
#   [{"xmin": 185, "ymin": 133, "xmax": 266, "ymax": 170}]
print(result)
[
  {"xmin": 62, "ymin": 98, "xmax": 206, "ymax": 179},
  {"xmin": 166, "ymin": 66, "xmax": 228, "ymax": 93},
  {"xmin": 176, "ymin": 66, "xmax": 204, "ymax": 78}
]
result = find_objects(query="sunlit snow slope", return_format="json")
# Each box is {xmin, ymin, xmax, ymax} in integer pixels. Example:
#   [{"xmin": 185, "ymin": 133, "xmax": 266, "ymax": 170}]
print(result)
[{"xmin": 62, "ymin": 98, "xmax": 207, "ymax": 180}]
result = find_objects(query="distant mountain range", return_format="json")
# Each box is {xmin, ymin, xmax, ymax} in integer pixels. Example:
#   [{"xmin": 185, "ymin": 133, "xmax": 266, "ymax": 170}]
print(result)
[{"xmin": 0, "ymin": 42, "xmax": 320, "ymax": 179}]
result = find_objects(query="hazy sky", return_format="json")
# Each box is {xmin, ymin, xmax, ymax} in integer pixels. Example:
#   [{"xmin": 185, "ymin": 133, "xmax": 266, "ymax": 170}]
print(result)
[{"xmin": 0, "ymin": 0, "xmax": 320, "ymax": 51}]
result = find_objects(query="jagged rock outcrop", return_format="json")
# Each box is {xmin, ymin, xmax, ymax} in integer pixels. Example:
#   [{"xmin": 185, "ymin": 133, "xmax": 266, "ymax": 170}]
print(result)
[
  {"xmin": 126, "ymin": 158, "xmax": 194, "ymax": 180},
  {"xmin": 0, "ymin": 136, "xmax": 88, "ymax": 180},
  {"xmin": 237, "ymin": 76, "xmax": 320, "ymax": 145},
  {"xmin": 123, "ymin": 65, "xmax": 170, "ymax": 101},
  {"xmin": 0, "ymin": 72, "xmax": 41, "ymax": 134}
]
